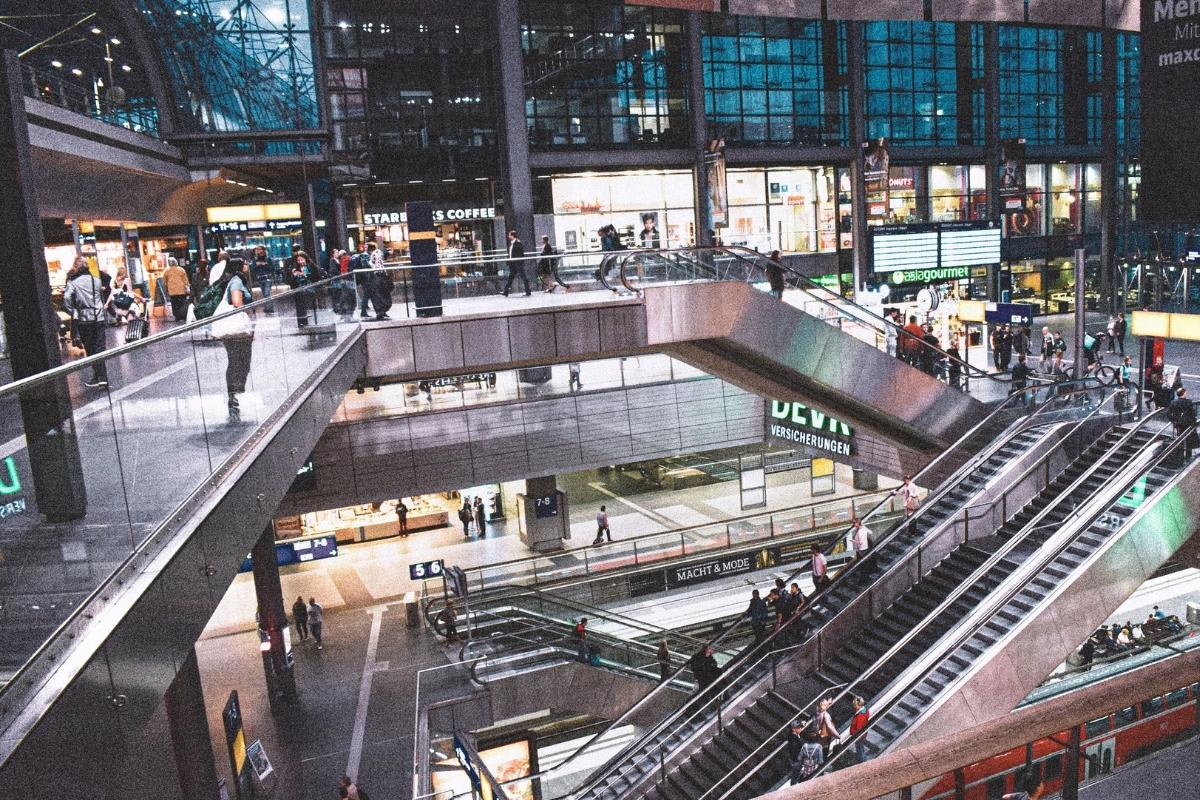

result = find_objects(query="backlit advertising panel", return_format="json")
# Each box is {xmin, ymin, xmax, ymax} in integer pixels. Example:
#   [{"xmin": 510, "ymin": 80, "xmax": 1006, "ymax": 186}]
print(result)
[{"xmin": 1141, "ymin": 0, "xmax": 1200, "ymax": 222}]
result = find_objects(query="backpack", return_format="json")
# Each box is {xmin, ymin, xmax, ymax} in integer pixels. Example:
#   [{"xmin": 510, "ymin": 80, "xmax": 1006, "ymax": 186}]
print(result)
[
  {"xmin": 797, "ymin": 744, "xmax": 820, "ymax": 779},
  {"xmin": 194, "ymin": 275, "xmax": 231, "ymax": 320}
]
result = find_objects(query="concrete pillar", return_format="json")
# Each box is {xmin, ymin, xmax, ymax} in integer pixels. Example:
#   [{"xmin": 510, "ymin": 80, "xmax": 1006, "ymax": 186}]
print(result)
[
  {"xmin": 332, "ymin": 195, "xmax": 349, "ymax": 253},
  {"xmin": 984, "ymin": 24, "xmax": 1002, "ymax": 302},
  {"xmin": 686, "ymin": 11, "xmax": 712, "ymax": 248},
  {"xmin": 1061, "ymin": 724, "xmax": 1082, "ymax": 800},
  {"xmin": 165, "ymin": 649, "xmax": 221, "ymax": 800},
  {"xmin": 494, "ymin": 0, "xmax": 534, "ymax": 247},
  {"xmin": 847, "ymin": 23, "xmax": 868, "ymax": 293},
  {"xmin": 0, "ymin": 49, "xmax": 87, "ymax": 521},
  {"xmin": 302, "ymin": 180, "xmax": 321, "ymax": 263},
  {"xmin": 252, "ymin": 524, "xmax": 297, "ymax": 705}
]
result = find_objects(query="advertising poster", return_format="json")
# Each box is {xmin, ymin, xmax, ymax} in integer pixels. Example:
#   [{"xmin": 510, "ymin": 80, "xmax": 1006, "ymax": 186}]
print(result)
[
  {"xmin": 1140, "ymin": 1, "xmax": 1200, "ymax": 222},
  {"xmin": 861, "ymin": 138, "xmax": 890, "ymax": 219},
  {"xmin": 704, "ymin": 142, "xmax": 729, "ymax": 228},
  {"xmin": 998, "ymin": 139, "xmax": 1026, "ymax": 212}
]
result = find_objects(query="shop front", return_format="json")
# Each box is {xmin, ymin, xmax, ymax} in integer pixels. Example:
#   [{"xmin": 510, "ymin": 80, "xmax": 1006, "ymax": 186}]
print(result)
[
  {"xmin": 724, "ymin": 166, "xmax": 846, "ymax": 254},
  {"xmin": 867, "ymin": 163, "xmax": 988, "ymax": 226},
  {"xmin": 1008, "ymin": 253, "xmax": 1102, "ymax": 316},
  {"xmin": 544, "ymin": 169, "xmax": 696, "ymax": 252},
  {"xmin": 358, "ymin": 204, "xmax": 502, "ymax": 261},
  {"xmin": 274, "ymin": 483, "xmax": 507, "ymax": 546}
]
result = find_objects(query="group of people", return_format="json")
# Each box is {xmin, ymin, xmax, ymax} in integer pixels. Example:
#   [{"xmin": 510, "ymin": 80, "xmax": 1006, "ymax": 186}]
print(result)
[
  {"xmin": 785, "ymin": 695, "xmax": 871, "ymax": 783},
  {"xmin": 289, "ymin": 596, "xmax": 325, "ymax": 650},
  {"xmin": 884, "ymin": 311, "xmax": 966, "ymax": 386},
  {"xmin": 1076, "ymin": 606, "xmax": 1186, "ymax": 669},
  {"xmin": 457, "ymin": 495, "xmax": 490, "ymax": 538}
]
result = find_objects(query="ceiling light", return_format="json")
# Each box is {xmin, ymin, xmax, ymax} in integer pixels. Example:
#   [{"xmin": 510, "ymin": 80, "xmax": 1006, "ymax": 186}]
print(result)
[
  {"xmin": 50, "ymin": 60, "xmax": 63, "ymax": 68},
  {"xmin": 110, "ymin": 38, "xmax": 121, "ymax": 45},
  {"xmin": 90, "ymin": 27, "xmax": 102, "ymax": 35},
  {"xmin": 70, "ymin": 68, "xmax": 83, "ymax": 76}
]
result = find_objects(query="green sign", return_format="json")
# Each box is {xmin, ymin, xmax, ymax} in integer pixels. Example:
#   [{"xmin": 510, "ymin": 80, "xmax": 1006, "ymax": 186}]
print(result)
[
  {"xmin": 0, "ymin": 457, "xmax": 19, "ymax": 495},
  {"xmin": 768, "ymin": 401, "xmax": 854, "ymax": 456},
  {"xmin": 891, "ymin": 266, "xmax": 970, "ymax": 285}
]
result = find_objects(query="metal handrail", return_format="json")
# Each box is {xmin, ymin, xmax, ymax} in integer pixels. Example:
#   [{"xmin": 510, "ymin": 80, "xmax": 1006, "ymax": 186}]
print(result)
[
  {"xmin": 813, "ymin": 416, "xmax": 1190, "ymax": 785},
  {"xmin": 493, "ymin": 381, "xmax": 1094, "ymax": 800},
  {"xmin": 713, "ymin": 399, "xmax": 1166, "ymax": 798}
]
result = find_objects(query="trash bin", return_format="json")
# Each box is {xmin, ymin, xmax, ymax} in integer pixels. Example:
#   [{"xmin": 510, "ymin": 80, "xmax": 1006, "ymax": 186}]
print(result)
[{"xmin": 404, "ymin": 592, "xmax": 420, "ymax": 628}]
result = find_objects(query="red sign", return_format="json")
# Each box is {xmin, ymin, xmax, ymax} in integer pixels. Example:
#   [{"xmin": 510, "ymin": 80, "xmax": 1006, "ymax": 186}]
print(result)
[{"xmin": 629, "ymin": 0, "xmax": 717, "ymax": 9}]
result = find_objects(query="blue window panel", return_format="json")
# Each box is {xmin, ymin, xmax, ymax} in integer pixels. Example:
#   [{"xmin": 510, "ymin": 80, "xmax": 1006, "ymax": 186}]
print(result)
[
  {"xmin": 739, "ymin": 35, "xmax": 765, "ymax": 62},
  {"xmin": 765, "ymin": 38, "xmax": 791, "ymax": 64},
  {"xmin": 742, "ymin": 90, "xmax": 767, "ymax": 114}
]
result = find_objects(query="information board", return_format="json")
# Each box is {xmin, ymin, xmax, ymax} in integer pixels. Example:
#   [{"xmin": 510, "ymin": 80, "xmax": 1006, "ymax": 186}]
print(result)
[
  {"xmin": 871, "ymin": 225, "xmax": 939, "ymax": 273},
  {"xmin": 1141, "ymin": 1, "xmax": 1200, "ymax": 223},
  {"xmin": 939, "ymin": 221, "xmax": 1001, "ymax": 267},
  {"xmin": 409, "ymin": 559, "xmax": 445, "ymax": 581},
  {"xmin": 871, "ymin": 220, "xmax": 1001, "ymax": 274},
  {"xmin": 532, "ymin": 493, "xmax": 559, "ymax": 519}
]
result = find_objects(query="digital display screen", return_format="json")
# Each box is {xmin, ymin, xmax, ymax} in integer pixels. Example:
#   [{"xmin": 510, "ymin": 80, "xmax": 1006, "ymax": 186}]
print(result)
[
  {"xmin": 409, "ymin": 559, "xmax": 445, "ymax": 581},
  {"xmin": 940, "ymin": 222, "xmax": 1001, "ymax": 267},
  {"xmin": 533, "ymin": 494, "xmax": 558, "ymax": 519},
  {"xmin": 872, "ymin": 221, "xmax": 1001, "ymax": 274},
  {"xmin": 871, "ymin": 225, "xmax": 938, "ymax": 273}
]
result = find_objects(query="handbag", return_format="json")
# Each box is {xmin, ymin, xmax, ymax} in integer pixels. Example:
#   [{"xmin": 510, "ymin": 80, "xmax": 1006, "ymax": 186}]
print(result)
[
  {"xmin": 209, "ymin": 285, "xmax": 253, "ymax": 340},
  {"xmin": 124, "ymin": 313, "xmax": 149, "ymax": 343}
]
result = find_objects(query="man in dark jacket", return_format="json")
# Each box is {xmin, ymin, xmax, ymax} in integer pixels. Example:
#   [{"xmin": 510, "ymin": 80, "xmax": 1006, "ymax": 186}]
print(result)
[
  {"xmin": 689, "ymin": 645, "xmax": 721, "ymax": 692},
  {"xmin": 1169, "ymin": 387, "xmax": 1198, "ymax": 459},
  {"xmin": 1010, "ymin": 354, "xmax": 1032, "ymax": 405},
  {"xmin": 502, "ymin": 230, "xmax": 530, "ymax": 297},
  {"xmin": 747, "ymin": 589, "xmax": 771, "ymax": 643}
]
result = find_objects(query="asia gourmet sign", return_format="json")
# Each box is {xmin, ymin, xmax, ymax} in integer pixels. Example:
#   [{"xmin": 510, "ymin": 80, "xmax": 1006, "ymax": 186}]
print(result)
[
  {"xmin": 767, "ymin": 401, "xmax": 854, "ymax": 457},
  {"xmin": 1141, "ymin": 1, "xmax": 1200, "ymax": 222}
]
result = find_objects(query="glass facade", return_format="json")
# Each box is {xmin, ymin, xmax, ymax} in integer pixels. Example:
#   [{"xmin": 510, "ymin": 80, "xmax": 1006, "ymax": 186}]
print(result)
[
  {"xmin": 868, "ymin": 164, "xmax": 986, "ymax": 225},
  {"xmin": 703, "ymin": 16, "xmax": 847, "ymax": 146},
  {"xmin": 137, "ymin": 0, "xmax": 319, "ymax": 132},
  {"xmin": 1116, "ymin": 32, "xmax": 1140, "ymax": 151},
  {"xmin": 863, "ymin": 21, "xmax": 983, "ymax": 146},
  {"xmin": 323, "ymin": 1, "xmax": 499, "ymax": 181},
  {"xmin": 998, "ymin": 26, "xmax": 1101, "ymax": 146},
  {"xmin": 724, "ymin": 167, "xmax": 841, "ymax": 252},
  {"xmin": 548, "ymin": 170, "xmax": 696, "ymax": 251},
  {"xmin": 1003, "ymin": 162, "xmax": 1101, "ymax": 238},
  {"xmin": 521, "ymin": 1, "xmax": 688, "ymax": 148}
]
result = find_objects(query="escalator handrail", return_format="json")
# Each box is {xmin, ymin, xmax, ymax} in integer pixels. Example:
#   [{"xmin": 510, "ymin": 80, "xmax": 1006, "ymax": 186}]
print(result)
[
  {"xmin": 709, "ymin": 398, "xmax": 1164, "ymax": 799},
  {"xmin": 519, "ymin": 381, "xmax": 1102, "ymax": 799},
  {"xmin": 812, "ymin": 413, "xmax": 1192, "ymax": 784}
]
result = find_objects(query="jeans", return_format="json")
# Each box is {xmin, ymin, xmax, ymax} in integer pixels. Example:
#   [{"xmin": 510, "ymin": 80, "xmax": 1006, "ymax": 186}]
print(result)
[
  {"xmin": 255, "ymin": 276, "xmax": 273, "ymax": 310},
  {"xmin": 295, "ymin": 620, "xmax": 308, "ymax": 640},
  {"xmin": 310, "ymin": 621, "xmax": 323, "ymax": 646},
  {"xmin": 222, "ymin": 337, "xmax": 254, "ymax": 396},
  {"xmin": 75, "ymin": 320, "xmax": 108, "ymax": 381}
]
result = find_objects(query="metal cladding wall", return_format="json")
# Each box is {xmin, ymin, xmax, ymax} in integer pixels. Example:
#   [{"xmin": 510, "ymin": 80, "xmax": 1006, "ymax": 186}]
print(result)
[{"xmin": 1139, "ymin": 0, "xmax": 1200, "ymax": 223}]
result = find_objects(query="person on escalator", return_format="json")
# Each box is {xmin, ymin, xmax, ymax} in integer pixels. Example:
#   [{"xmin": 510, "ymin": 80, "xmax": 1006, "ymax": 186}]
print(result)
[
  {"xmin": 765, "ymin": 250, "xmax": 785, "ymax": 299},
  {"xmin": 847, "ymin": 516, "xmax": 872, "ymax": 561},
  {"xmin": 747, "ymin": 589, "xmax": 771, "ymax": 643},
  {"xmin": 1010, "ymin": 355, "xmax": 1032, "ymax": 406},
  {"xmin": 902, "ymin": 315, "xmax": 926, "ymax": 366},
  {"xmin": 810, "ymin": 544, "xmax": 830, "ymax": 592},
  {"xmin": 787, "ymin": 730, "xmax": 825, "ymax": 785},
  {"xmin": 1169, "ymin": 387, "xmax": 1198, "ymax": 459},
  {"xmin": 895, "ymin": 475, "xmax": 921, "ymax": 517},
  {"xmin": 657, "ymin": 640, "xmax": 671, "ymax": 683},
  {"xmin": 849, "ymin": 696, "xmax": 870, "ymax": 764},
  {"xmin": 689, "ymin": 645, "xmax": 721, "ymax": 693}
]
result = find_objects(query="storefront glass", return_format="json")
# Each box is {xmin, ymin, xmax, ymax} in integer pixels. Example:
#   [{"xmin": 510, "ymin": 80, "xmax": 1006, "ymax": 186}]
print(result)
[
  {"xmin": 1049, "ymin": 163, "xmax": 1081, "ymax": 235},
  {"xmin": 550, "ymin": 171, "xmax": 695, "ymax": 251},
  {"xmin": 1007, "ymin": 164, "xmax": 1046, "ymax": 237},
  {"xmin": 887, "ymin": 166, "xmax": 923, "ymax": 223},
  {"xmin": 929, "ymin": 164, "xmax": 986, "ymax": 221}
]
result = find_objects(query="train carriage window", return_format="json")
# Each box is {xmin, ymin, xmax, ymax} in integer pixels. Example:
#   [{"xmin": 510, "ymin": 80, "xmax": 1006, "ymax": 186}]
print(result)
[
  {"xmin": 1115, "ymin": 706, "xmax": 1137, "ymax": 727},
  {"xmin": 1140, "ymin": 696, "xmax": 1164, "ymax": 717},
  {"xmin": 1085, "ymin": 717, "xmax": 1111, "ymax": 738},
  {"xmin": 1166, "ymin": 688, "xmax": 1189, "ymax": 708},
  {"xmin": 1041, "ymin": 754, "xmax": 1062, "ymax": 780}
]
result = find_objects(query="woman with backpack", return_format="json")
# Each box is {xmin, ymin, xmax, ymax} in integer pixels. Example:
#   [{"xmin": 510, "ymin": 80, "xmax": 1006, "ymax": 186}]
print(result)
[
  {"xmin": 212, "ymin": 259, "xmax": 255, "ymax": 420},
  {"xmin": 787, "ymin": 730, "xmax": 825, "ymax": 785}
]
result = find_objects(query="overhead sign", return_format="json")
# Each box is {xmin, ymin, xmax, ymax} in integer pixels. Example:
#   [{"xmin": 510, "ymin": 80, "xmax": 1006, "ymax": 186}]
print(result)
[
  {"xmin": 872, "ymin": 221, "xmax": 1000, "ymax": 274},
  {"xmin": 238, "ymin": 536, "xmax": 338, "ymax": 573},
  {"xmin": 1141, "ymin": 1, "xmax": 1200, "ymax": 223},
  {"xmin": 767, "ymin": 400, "xmax": 854, "ymax": 457},
  {"xmin": 409, "ymin": 559, "xmax": 445, "ymax": 581},
  {"xmin": 364, "ymin": 207, "xmax": 498, "ymax": 226},
  {"xmin": 667, "ymin": 547, "xmax": 779, "ymax": 589},
  {"xmin": 533, "ymin": 493, "xmax": 559, "ymax": 519}
]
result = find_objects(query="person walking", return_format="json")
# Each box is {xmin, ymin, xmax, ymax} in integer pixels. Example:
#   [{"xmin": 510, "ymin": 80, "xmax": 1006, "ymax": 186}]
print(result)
[
  {"xmin": 689, "ymin": 645, "xmax": 721, "ymax": 692},
  {"xmin": 502, "ymin": 230, "xmax": 530, "ymax": 297},
  {"xmin": 292, "ymin": 596, "xmax": 309, "ymax": 641},
  {"xmin": 592, "ymin": 504, "xmax": 612, "ymax": 545},
  {"xmin": 307, "ymin": 597, "xmax": 324, "ymax": 650},
  {"xmin": 396, "ymin": 499, "xmax": 409, "ymax": 537},
  {"xmin": 458, "ymin": 498, "xmax": 473, "ymax": 538},
  {"xmin": 1114, "ymin": 313, "xmax": 1127, "ymax": 355},
  {"xmin": 473, "ymin": 496, "xmax": 487, "ymax": 536},
  {"xmin": 810, "ymin": 544, "xmax": 830, "ymax": 592},
  {"xmin": 656, "ymin": 640, "xmax": 671, "ymax": 683},
  {"xmin": 538, "ymin": 235, "xmax": 558, "ymax": 293},
  {"xmin": 163, "ymin": 257, "xmax": 191, "ymax": 322},
  {"xmin": 765, "ymin": 250, "xmax": 785, "ymax": 299},
  {"xmin": 1169, "ymin": 387, "xmax": 1198, "ymax": 460},
  {"xmin": 1011, "ymin": 354, "xmax": 1032, "ymax": 406},
  {"xmin": 251, "ymin": 246, "xmax": 275, "ymax": 314},
  {"xmin": 747, "ymin": 589, "xmax": 771, "ymax": 643},
  {"xmin": 849, "ymin": 696, "xmax": 870, "ymax": 763},
  {"xmin": 216, "ymin": 259, "xmax": 255, "ymax": 421},
  {"xmin": 62, "ymin": 257, "xmax": 109, "ymax": 388}
]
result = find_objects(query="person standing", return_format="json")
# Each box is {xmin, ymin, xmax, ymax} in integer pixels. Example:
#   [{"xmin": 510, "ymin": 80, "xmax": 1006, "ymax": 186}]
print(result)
[
  {"xmin": 1114, "ymin": 313, "xmax": 1127, "ymax": 355},
  {"xmin": 473, "ymin": 496, "xmax": 487, "ymax": 537},
  {"xmin": 251, "ymin": 246, "xmax": 274, "ymax": 314},
  {"xmin": 1011, "ymin": 354, "xmax": 1032, "ymax": 405},
  {"xmin": 292, "ymin": 596, "xmax": 309, "ymax": 641},
  {"xmin": 946, "ymin": 336, "xmax": 963, "ymax": 389},
  {"xmin": 849, "ymin": 696, "xmax": 870, "ymax": 763},
  {"xmin": 689, "ymin": 645, "xmax": 720, "ymax": 692},
  {"xmin": 902, "ymin": 315, "xmax": 925, "ymax": 366},
  {"xmin": 765, "ymin": 250, "xmax": 785, "ymax": 299},
  {"xmin": 502, "ymin": 230, "xmax": 530, "ymax": 297},
  {"xmin": 458, "ymin": 498, "xmax": 473, "ymax": 538},
  {"xmin": 307, "ymin": 597, "xmax": 324, "ymax": 650},
  {"xmin": 593, "ymin": 504, "xmax": 612, "ymax": 545},
  {"xmin": 999, "ymin": 325, "xmax": 1013, "ymax": 371},
  {"xmin": 810, "ymin": 544, "xmax": 830, "ymax": 592},
  {"xmin": 436, "ymin": 600, "xmax": 459, "ymax": 642},
  {"xmin": 288, "ymin": 251, "xmax": 318, "ymax": 328},
  {"xmin": 63, "ymin": 257, "xmax": 109, "ymax": 388},
  {"xmin": 1106, "ymin": 315, "xmax": 1118, "ymax": 353},
  {"xmin": 788, "ymin": 730, "xmax": 824, "ymax": 785},
  {"xmin": 848, "ymin": 516, "xmax": 872, "ymax": 560},
  {"xmin": 1012, "ymin": 325, "xmax": 1030, "ymax": 363},
  {"xmin": 162, "ymin": 257, "xmax": 191, "ymax": 322},
  {"xmin": 896, "ymin": 475, "xmax": 920, "ymax": 517},
  {"xmin": 1039, "ymin": 326, "xmax": 1055, "ymax": 370},
  {"xmin": 656, "ymin": 640, "xmax": 671, "ymax": 683},
  {"xmin": 568, "ymin": 362, "xmax": 582, "ymax": 392},
  {"xmin": 747, "ymin": 589, "xmax": 771, "ymax": 643},
  {"xmin": 884, "ymin": 310, "xmax": 900, "ymax": 359},
  {"xmin": 396, "ymin": 499, "xmax": 409, "ymax": 537},
  {"xmin": 1169, "ymin": 387, "xmax": 1198, "ymax": 460}
]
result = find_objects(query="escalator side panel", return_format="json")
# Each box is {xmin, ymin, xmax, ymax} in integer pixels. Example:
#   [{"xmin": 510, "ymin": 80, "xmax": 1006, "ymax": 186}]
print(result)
[{"xmin": 894, "ymin": 452, "xmax": 1200, "ymax": 751}]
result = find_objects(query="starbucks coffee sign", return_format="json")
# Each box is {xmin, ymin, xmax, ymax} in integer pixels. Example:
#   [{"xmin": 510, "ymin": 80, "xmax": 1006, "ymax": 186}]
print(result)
[{"xmin": 767, "ymin": 400, "xmax": 854, "ymax": 457}]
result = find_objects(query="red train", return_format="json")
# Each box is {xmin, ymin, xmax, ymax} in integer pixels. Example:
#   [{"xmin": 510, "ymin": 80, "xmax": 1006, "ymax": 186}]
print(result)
[{"xmin": 921, "ymin": 679, "xmax": 1200, "ymax": 799}]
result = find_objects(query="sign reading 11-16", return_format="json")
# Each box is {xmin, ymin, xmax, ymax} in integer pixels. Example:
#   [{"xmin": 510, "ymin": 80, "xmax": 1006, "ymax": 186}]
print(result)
[{"xmin": 767, "ymin": 400, "xmax": 854, "ymax": 457}]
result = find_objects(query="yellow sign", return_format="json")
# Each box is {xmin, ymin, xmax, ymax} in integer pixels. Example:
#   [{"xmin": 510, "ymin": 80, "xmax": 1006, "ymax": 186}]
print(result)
[
  {"xmin": 812, "ymin": 458, "xmax": 834, "ymax": 478},
  {"xmin": 206, "ymin": 202, "xmax": 302, "ymax": 224},
  {"xmin": 957, "ymin": 299, "xmax": 986, "ymax": 323},
  {"xmin": 1128, "ymin": 310, "xmax": 1200, "ymax": 340},
  {"xmin": 231, "ymin": 728, "xmax": 246, "ymax": 775}
]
